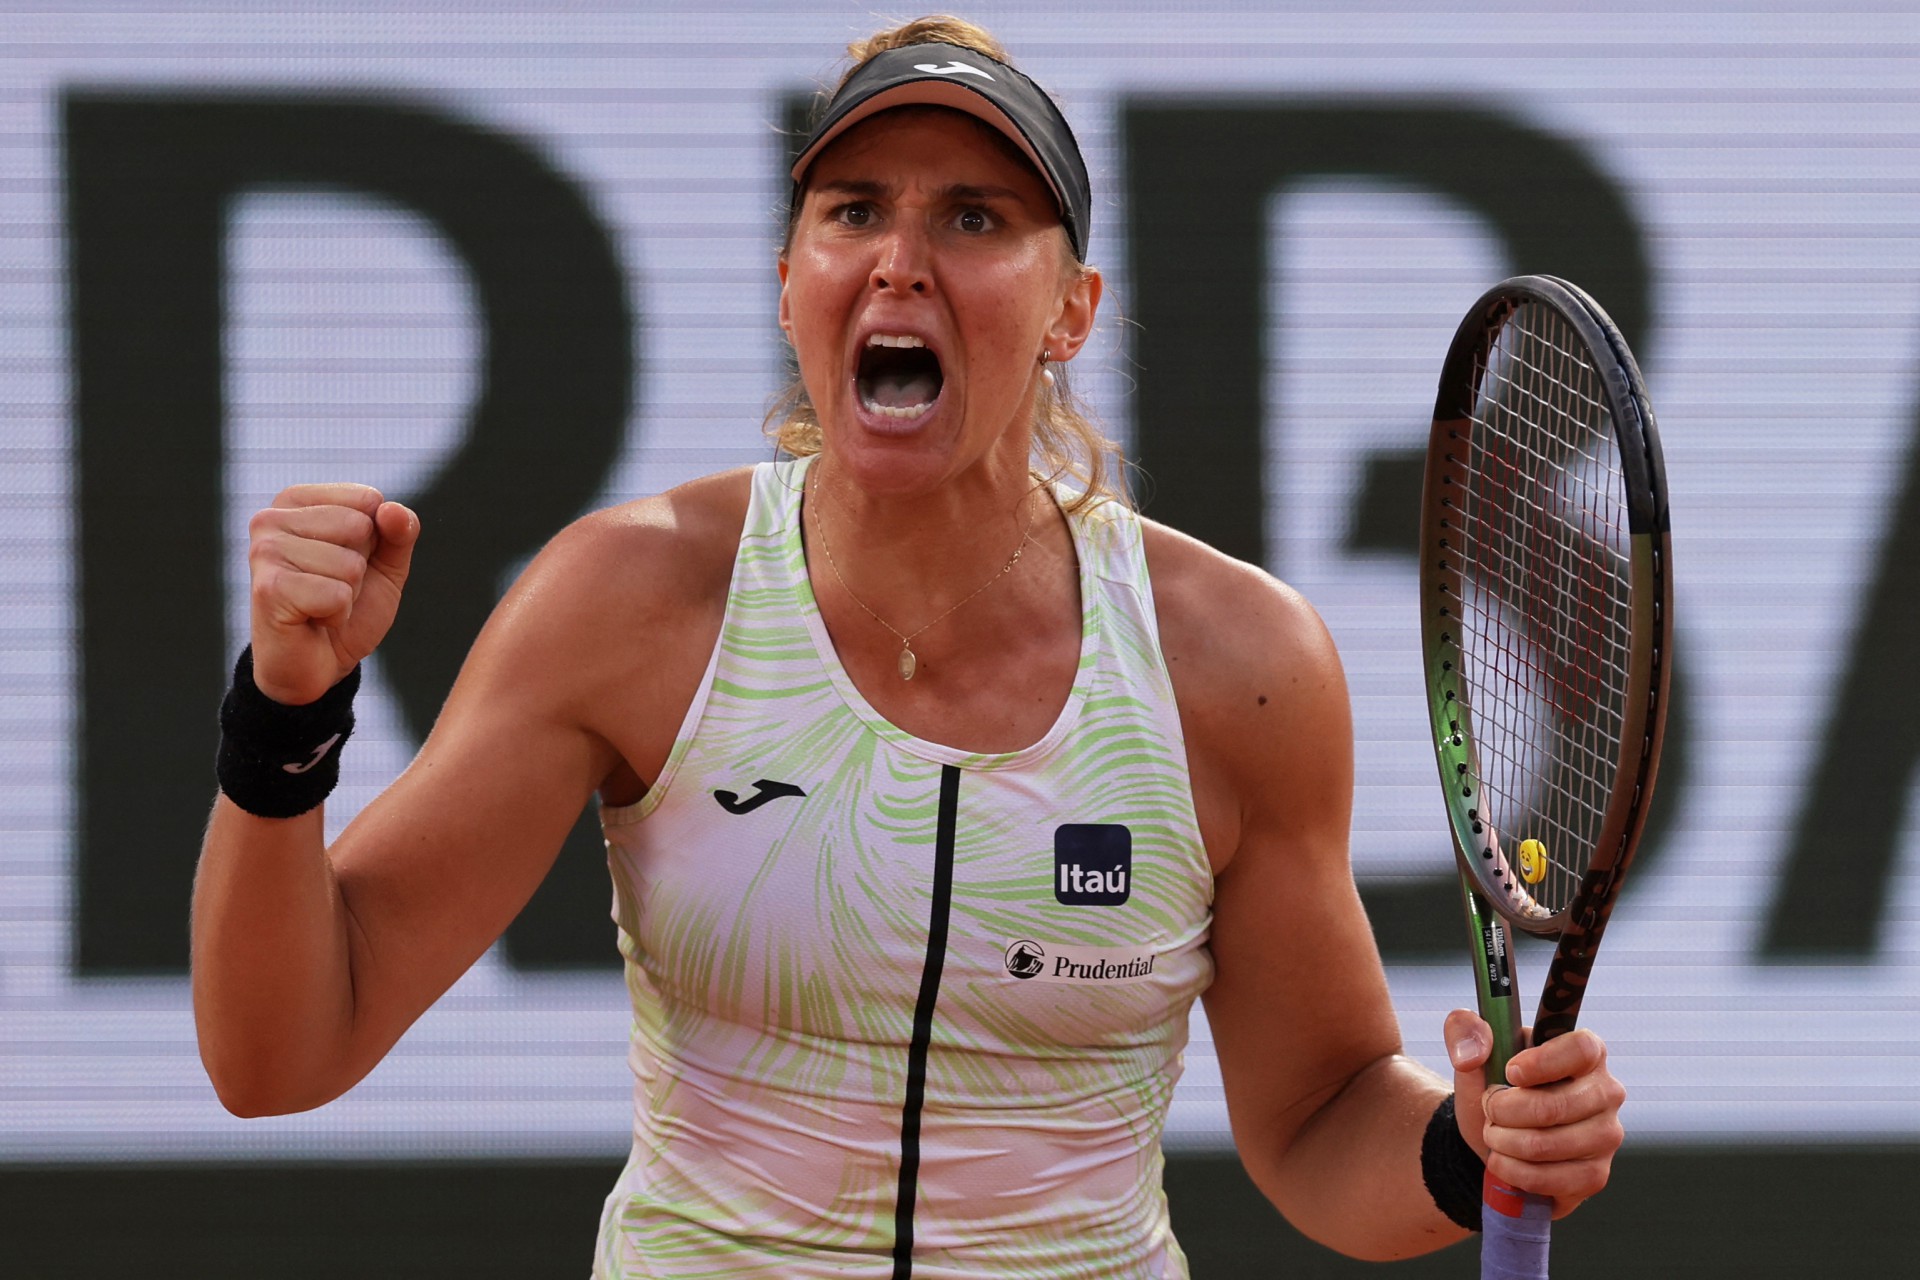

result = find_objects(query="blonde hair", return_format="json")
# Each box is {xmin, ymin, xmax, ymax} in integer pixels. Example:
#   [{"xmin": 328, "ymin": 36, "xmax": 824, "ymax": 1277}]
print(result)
[{"xmin": 769, "ymin": 15, "xmax": 1127, "ymax": 513}]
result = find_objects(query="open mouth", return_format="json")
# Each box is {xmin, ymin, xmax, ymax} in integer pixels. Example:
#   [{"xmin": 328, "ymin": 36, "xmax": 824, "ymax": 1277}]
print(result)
[{"xmin": 856, "ymin": 334, "xmax": 944, "ymax": 420}]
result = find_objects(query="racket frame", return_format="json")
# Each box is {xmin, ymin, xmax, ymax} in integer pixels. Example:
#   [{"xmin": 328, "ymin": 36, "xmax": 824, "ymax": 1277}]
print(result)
[{"xmin": 1420, "ymin": 273, "xmax": 1673, "ymax": 1049}]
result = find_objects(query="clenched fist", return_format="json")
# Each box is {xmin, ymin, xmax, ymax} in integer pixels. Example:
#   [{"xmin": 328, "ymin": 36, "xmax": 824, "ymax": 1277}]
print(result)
[{"xmin": 247, "ymin": 483, "xmax": 420, "ymax": 706}]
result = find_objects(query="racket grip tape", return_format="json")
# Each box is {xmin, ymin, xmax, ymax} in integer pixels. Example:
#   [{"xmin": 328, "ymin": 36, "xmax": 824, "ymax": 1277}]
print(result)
[{"xmin": 1479, "ymin": 1173, "xmax": 1552, "ymax": 1280}]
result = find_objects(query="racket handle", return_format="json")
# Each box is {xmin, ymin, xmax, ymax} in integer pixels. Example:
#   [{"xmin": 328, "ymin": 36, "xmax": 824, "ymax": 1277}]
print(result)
[{"xmin": 1480, "ymin": 1172, "xmax": 1552, "ymax": 1279}]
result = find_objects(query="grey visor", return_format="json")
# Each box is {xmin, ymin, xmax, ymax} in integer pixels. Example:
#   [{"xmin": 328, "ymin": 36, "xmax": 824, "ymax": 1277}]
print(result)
[{"xmin": 789, "ymin": 42, "xmax": 1092, "ymax": 261}]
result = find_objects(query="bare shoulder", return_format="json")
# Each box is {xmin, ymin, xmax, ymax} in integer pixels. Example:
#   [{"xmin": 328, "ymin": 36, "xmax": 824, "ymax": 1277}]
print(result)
[
  {"xmin": 445, "ymin": 467, "xmax": 754, "ymax": 737},
  {"xmin": 1139, "ymin": 517, "xmax": 1345, "ymax": 722},
  {"xmin": 512, "ymin": 467, "xmax": 753, "ymax": 630},
  {"xmin": 1138, "ymin": 517, "xmax": 1351, "ymax": 872}
]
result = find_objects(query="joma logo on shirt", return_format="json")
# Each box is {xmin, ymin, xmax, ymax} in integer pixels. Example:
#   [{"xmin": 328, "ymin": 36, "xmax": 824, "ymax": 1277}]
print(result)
[
  {"xmin": 1054, "ymin": 823, "xmax": 1131, "ymax": 905},
  {"xmin": 713, "ymin": 779, "xmax": 806, "ymax": 814}
]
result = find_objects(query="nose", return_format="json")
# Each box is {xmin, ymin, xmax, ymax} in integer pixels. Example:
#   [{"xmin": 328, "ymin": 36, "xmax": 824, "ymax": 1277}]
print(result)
[{"xmin": 869, "ymin": 221, "xmax": 932, "ymax": 295}]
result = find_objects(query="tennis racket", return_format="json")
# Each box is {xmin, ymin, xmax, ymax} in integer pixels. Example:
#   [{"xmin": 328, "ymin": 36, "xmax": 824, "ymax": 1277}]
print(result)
[{"xmin": 1418, "ymin": 275, "xmax": 1673, "ymax": 1279}]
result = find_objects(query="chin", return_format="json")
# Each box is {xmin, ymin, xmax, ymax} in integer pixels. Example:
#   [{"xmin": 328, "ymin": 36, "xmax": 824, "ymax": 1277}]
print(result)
[
  {"xmin": 816, "ymin": 399, "xmax": 958, "ymax": 485},
  {"xmin": 825, "ymin": 438, "xmax": 958, "ymax": 497}
]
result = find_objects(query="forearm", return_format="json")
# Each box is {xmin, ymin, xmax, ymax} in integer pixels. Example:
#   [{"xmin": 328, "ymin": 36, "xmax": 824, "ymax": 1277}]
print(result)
[
  {"xmin": 191, "ymin": 796, "xmax": 359, "ymax": 1116},
  {"xmin": 1250, "ymin": 1053, "xmax": 1467, "ymax": 1261}
]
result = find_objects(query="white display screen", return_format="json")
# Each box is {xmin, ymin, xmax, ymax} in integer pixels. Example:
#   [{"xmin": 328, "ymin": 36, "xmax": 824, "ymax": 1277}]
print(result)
[{"xmin": 4, "ymin": 1, "xmax": 1918, "ymax": 1161}]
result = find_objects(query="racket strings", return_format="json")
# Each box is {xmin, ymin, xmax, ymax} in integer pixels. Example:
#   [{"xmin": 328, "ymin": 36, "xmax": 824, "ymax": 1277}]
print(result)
[
  {"xmin": 1492, "ymin": 314, "xmax": 1622, "ymax": 913},
  {"xmin": 1462, "ymin": 532, "xmax": 1632, "ymax": 685},
  {"xmin": 1452, "ymin": 302, "xmax": 1634, "ymax": 918},
  {"xmin": 1478, "ymin": 315, "xmax": 1623, "ymax": 911}
]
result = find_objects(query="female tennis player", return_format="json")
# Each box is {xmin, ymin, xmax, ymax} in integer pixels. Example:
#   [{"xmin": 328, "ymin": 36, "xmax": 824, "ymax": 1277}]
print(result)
[{"xmin": 191, "ymin": 16, "xmax": 1625, "ymax": 1276}]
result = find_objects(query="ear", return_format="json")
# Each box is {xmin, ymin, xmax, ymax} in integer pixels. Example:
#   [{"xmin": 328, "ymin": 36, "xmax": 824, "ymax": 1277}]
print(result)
[
  {"xmin": 1046, "ymin": 266, "xmax": 1103, "ymax": 364},
  {"xmin": 777, "ymin": 255, "xmax": 793, "ymax": 338}
]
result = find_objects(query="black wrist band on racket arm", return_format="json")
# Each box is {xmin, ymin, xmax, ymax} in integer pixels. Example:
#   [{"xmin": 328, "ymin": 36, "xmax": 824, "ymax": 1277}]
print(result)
[
  {"xmin": 1421, "ymin": 1094, "xmax": 1485, "ymax": 1232},
  {"xmin": 216, "ymin": 646, "xmax": 360, "ymax": 819}
]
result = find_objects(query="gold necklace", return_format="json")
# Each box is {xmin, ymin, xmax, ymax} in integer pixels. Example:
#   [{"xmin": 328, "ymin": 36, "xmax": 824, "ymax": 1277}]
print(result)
[{"xmin": 810, "ymin": 467, "xmax": 1037, "ymax": 681}]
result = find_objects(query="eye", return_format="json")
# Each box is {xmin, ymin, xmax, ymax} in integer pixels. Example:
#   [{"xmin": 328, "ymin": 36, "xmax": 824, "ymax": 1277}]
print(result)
[
  {"xmin": 955, "ymin": 207, "xmax": 994, "ymax": 234},
  {"xmin": 833, "ymin": 202, "xmax": 875, "ymax": 227}
]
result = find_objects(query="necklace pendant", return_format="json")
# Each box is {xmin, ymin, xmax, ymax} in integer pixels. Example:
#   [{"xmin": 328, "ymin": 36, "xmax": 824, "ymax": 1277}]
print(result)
[{"xmin": 898, "ymin": 646, "xmax": 918, "ymax": 680}]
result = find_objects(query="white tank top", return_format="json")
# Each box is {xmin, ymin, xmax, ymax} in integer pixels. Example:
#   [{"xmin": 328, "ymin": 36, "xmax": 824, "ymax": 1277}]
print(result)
[{"xmin": 595, "ymin": 458, "xmax": 1214, "ymax": 1279}]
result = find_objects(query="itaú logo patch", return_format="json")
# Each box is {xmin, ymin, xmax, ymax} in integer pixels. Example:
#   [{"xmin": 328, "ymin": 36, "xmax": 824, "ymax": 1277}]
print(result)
[
  {"xmin": 1055, "ymin": 823, "xmax": 1132, "ymax": 905},
  {"xmin": 1004, "ymin": 939, "xmax": 1159, "ymax": 985}
]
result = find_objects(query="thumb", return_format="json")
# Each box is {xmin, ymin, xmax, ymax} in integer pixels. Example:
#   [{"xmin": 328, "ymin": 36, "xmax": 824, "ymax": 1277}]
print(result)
[
  {"xmin": 1445, "ymin": 1008, "xmax": 1495, "ymax": 1159},
  {"xmin": 368, "ymin": 501, "xmax": 420, "ymax": 585}
]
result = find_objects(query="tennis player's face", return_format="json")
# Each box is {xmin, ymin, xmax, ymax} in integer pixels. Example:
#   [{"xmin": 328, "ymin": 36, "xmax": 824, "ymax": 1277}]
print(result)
[{"xmin": 780, "ymin": 109, "xmax": 1097, "ymax": 494}]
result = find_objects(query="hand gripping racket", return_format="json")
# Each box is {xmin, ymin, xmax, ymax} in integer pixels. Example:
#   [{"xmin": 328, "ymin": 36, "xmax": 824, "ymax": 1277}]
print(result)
[{"xmin": 1419, "ymin": 276, "xmax": 1673, "ymax": 1279}]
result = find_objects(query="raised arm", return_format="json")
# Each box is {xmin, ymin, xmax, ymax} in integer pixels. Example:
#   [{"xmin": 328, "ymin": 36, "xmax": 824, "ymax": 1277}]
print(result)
[
  {"xmin": 1147, "ymin": 524, "xmax": 1624, "ymax": 1260},
  {"xmin": 191, "ymin": 477, "xmax": 740, "ymax": 1117}
]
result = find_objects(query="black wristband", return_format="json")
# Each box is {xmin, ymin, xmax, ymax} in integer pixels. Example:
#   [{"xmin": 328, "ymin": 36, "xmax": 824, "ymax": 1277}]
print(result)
[
  {"xmin": 1421, "ymin": 1093, "xmax": 1485, "ymax": 1232},
  {"xmin": 216, "ymin": 646, "xmax": 360, "ymax": 819}
]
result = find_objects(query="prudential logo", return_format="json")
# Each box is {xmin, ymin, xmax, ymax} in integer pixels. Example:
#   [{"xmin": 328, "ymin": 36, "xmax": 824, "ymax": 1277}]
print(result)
[
  {"xmin": 1005, "ymin": 939, "xmax": 1046, "ymax": 979},
  {"xmin": 1004, "ymin": 939, "xmax": 1160, "ymax": 986}
]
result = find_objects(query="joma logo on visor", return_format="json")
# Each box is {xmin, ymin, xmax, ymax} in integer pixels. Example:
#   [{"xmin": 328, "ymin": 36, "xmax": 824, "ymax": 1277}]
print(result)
[{"xmin": 911, "ymin": 60, "xmax": 994, "ymax": 81}]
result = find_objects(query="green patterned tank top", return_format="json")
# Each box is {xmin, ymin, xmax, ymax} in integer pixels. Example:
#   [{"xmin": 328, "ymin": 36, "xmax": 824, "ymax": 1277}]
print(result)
[{"xmin": 595, "ymin": 457, "xmax": 1214, "ymax": 1279}]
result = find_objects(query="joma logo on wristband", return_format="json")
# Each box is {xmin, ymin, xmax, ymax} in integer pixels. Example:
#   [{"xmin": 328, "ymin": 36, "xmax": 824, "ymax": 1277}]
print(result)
[{"xmin": 282, "ymin": 733, "xmax": 343, "ymax": 775}]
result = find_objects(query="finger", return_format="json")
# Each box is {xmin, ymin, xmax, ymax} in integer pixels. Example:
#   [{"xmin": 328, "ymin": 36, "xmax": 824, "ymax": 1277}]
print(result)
[
  {"xmin": 254, "ymin": 566, "xmax": 354, "ymax": 630},
  {"xmin": 1442, "ymin": 1009, "xmax": 1495, "ymax": 1159},
  {"xmin": 1484, "ymin": 1147, "xmax": 1616, "ymax": 1211},
  {"xmin": 1444, "ymin": 1008, "xmax": 1491, "ymax": 1075},
  {"xmin": 251, "ymin": 504, "xmax": 377, "ymax": 557},
  {"xmin": 367, "ymin": 501, "xmax": 419, "ymax": 584},
  {"xmin": 270, "ymin": 482, "xmax": 385, "ymax": 514},
  {"xmin": 266, "ymin": 536, "xmax": 369, "ymax": 591},
  {"xmin": 1506, "ymin": 1026, "xmax": 1607, "ymax": 1088},
  {"xmin": 1484, "ymin": 1070, "xmax": 1628, "ymax": 1131},
  {"xmin": 1486, "ymin": 1106, "xmax": 1627, "ymax": 1168}
]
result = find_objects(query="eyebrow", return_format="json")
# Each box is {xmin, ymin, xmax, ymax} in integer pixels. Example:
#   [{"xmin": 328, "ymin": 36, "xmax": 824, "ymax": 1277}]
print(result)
[
  {"xmin": 944, "ymin": 183, "xmax": 1024, "ymax": 203},
  {"xmin": 809, "ymin": 179, "xmax": 1026, "ymax": 203},
  {"xmin": 812, "ymin": 179, "xmax": 890, "ymax": 200}
]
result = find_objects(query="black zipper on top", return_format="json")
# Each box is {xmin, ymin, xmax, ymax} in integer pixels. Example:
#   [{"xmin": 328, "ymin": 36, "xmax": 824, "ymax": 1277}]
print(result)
[{"xmin": 891, "ymin": 763, "xmax": 960, "ymax": 1279}]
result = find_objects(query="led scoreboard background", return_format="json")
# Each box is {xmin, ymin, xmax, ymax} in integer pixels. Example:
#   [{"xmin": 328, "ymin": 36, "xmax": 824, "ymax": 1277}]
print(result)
[{"xmin": 5, "ymin": 0, "xmax": 1920, "ymax": 1180}]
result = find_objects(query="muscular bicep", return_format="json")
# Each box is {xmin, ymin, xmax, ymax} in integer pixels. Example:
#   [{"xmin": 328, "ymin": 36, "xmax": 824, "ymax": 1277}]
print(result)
[
  {"xmin": 1153, "ymin": 533, "xmax": 1402, "ymax": 1209},
  {"xmin": 1201, "ymin": 794, "xmax": 1403, "ymax": 1201},
  {"xmin": 320, "ymin": 526, "xmax": 639, "ymax": 1073},
  {"xmin": 329, "ymin": 676, "xmax": 609, "ymax": 1046}
]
